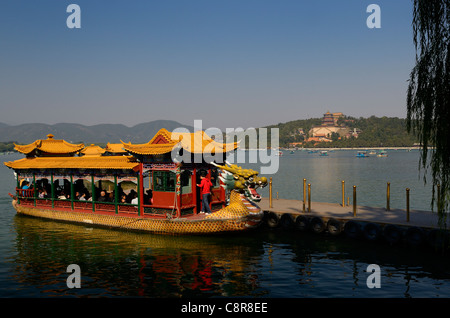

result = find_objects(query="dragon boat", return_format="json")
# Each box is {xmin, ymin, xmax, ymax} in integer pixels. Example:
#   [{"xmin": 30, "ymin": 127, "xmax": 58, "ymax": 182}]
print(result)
[{"xmin": 4, "ymin": 130, "xmax": 267, "ymax": 235}]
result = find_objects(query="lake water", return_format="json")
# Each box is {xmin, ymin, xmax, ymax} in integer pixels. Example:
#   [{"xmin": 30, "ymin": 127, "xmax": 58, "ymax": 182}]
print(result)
[
  {"xmin": 1, "ymin": 151, "xmax": 450, "ymax": 302},
  {"xmin": 241, "ymin": 149, "xmax": 435, "ymax": 212}
]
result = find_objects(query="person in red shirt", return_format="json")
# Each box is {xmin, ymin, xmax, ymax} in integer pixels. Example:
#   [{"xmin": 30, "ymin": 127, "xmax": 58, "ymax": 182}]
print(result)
[{"xmin": 197, "ymin": 172, "xmax": 212, "ymax": 214}]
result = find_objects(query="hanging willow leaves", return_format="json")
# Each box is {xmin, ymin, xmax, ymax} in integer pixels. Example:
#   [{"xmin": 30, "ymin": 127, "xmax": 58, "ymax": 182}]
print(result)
[{"xmin": 407, "ymin": 0, "xmax": 450, "ymax": 228}]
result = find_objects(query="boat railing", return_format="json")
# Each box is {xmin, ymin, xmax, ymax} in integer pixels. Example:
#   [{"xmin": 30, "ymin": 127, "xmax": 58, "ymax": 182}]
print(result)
[
  {"xmin": 16, "ymin": 188, "xmax": 35, "ymax": 198},
  {"xmin": 73, "ymin": 200, "xmax": 92, "ymax": 210},
  {"xmin": 16, "ymin": 187, "xmax": 139, "ymax": 215},
  {"xmin": 35, "ymin": 198, "xmax": 52, "ymax": 207},
  {"xmin": 54, "ymin": 200, "xmax": 72, "ymax": 208},
  {"xmin": 118, "ymin": 203, "xmax": 139, "ymax": 213}
]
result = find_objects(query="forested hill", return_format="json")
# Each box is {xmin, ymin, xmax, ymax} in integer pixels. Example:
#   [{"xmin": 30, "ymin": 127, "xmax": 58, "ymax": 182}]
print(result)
[
  {"xmin": 265, "ymin": 116, "xmax": 418, "ymax": 148},
  {"xmin": 0, "ymin": 120, "xmax": 193, "ymax": 144}
]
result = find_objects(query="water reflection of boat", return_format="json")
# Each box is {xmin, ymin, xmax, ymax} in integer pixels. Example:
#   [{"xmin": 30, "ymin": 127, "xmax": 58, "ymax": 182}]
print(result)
[{"xmin": 12, "ymin": 215, "xmax": 264, "ymax": 297}]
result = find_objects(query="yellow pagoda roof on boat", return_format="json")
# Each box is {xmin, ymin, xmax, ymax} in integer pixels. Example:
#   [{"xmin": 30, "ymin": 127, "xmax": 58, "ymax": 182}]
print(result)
[
  {"xmin": 4, "ymin": 156, "xmax": 139, "ymax": 170},
  {"xmin": 104, "ymin": 142, "xmax": 127, "ymax": 154},
  {"xmin": 121, "ymin": 142, "xmax": 178, "ymax": 155},
  {"xmin": 121, "ymin": 129, "xmax": 238, "ymax": 155},
  {"xmin": 79, "ymin": 144, "xmax": 106, "ymax": 157},
  {"xmin": 174, "ymin": 130, "xmax": 239, "ymax": 154},
  {"xmin": 14, "ymin": 134, "xmax": 85, "ymax": 155},
  {"xmin": 148, "ymin": 128, "xmax": 173, "ymax": 144}
]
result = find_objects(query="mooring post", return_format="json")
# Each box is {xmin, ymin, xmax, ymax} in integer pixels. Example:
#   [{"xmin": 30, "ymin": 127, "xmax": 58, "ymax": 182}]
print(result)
[
  {"xmin": 386, "ymin": 182, "xmax": 390, "ymax": 211},
  {"xmin": 342, "ymin": 180, "xmax": 345, "ymax": 207},
  {"xmin": 353, "ymin": 185, "xmax": 357, "ymax": 217},
  {"xmin": 406, "ymin": 188, "xmax": 410, "ymax": 222},
  {"xmin": 269, "ymin": 177, "xmax": 273, "ymax": 208},
  {"xmin": 308, "ymin": 183, "xmax": 311, "ymax": 213},
  {"xmin": 303, "ymin": 178, "xmax": 306, "ymax": 213}
]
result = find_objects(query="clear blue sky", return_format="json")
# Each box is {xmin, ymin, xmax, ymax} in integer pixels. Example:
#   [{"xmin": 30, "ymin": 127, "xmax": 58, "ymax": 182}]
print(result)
[{"xmin": 0, "ymin": 0, "xmax": 415, "ymax": 130}]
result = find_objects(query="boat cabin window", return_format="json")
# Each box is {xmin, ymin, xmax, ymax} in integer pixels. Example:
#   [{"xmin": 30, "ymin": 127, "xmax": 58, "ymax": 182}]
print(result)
[
  {"xmin": 35, "ymin": 178, "xmax": 51, "ymax": 198},
  {"xmin": 153, "ymin": 171, "xmax": 175, "ymax": 192},
  {"xmin": 117, "ymin": 180, "xmax": 138, "ymax": 204},
  {"xmin": 54, "ymin": 178, "xmax": 71, "ymax": 199},
  {"xmin": 73, "ymin": 178, "xmax": 92, "ymax": 201},
  {"xmin": 94, "ymin": 179, "xmax": 116, "ymax": 202},
  {"xmin": 181, "ymin": 170, "xmax": 192, "ymax": 194}
]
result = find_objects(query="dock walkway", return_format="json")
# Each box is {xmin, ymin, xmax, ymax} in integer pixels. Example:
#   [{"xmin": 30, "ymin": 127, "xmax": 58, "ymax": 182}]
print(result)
[{"xmin": 258, "ymin": 198, "xmax": 444, "ymax": 230}]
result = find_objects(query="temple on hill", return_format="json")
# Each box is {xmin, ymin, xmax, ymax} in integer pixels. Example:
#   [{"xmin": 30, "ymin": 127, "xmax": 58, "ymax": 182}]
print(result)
[
  {"xmin": 305, "ymin": 111, "xmax": 360, "ymax": 144},
  {"xmin": 321, "ymin": 111, "xmax": 344, "ymax": 126}
]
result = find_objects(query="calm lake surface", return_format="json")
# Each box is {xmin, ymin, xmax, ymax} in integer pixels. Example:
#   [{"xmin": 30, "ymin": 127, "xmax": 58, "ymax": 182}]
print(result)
[{"xmin": 1, "ymin": 150, "xmax": 450, "ymax": 299}]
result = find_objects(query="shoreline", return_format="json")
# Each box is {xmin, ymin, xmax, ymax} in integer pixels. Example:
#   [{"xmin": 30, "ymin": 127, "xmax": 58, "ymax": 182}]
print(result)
[{"xmin": 243, "ymin": 147, "xmax": 421, "ymax": 151}]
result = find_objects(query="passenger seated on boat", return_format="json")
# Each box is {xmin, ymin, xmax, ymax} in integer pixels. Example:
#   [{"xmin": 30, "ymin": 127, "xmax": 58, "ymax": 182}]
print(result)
[
  {"xmin": 38, "ymin": 188, "xmax": 48, "ymax": 199},
  {"xmin": 98, "ymin": 190, "xmax": 108, "ymax": 202},
  {"xmin": 108, "ymin": 192, "xmax": 114, "ymax": 202},
  {"xmin": 20, "ymin": 181, "xmax": 33, "ymax": 197},
  {"xmin": 21, "ymin": 180, "xmax": 30, "ymax": 189},
  {"xmin": 117, "ymin": 185, "xmax": 125, "ymax": 199},
  {"xmin": 126, "ymin": 189, "xmax": 137, "ymax": 203},
  {"xmin": 58, "ymin": 191, "xmax": 67, "ymax": 200},
  {"xmin": 144, "ymin": 189, "xmax": 153, "ymax": 205},
  {"xmin": 78, "ymin": 192, "xmax": 86, "ymax": 201},
  {"xmin": 131, "ymin": 192, "xmax": 138, "ymax": 205},
  {"xmin": 41, "ymin": 179, "xmax": 51, "ymax": 196},
  {"xmin": 120, "ymin": 194, "xmax": 127, "ymax": 204}
]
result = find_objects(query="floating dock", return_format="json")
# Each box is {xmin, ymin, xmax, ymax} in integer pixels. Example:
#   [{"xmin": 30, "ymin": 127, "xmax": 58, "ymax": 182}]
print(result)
[{"xmin": 258, "ymin": 197, "xmax": 449, "ymax": 252}]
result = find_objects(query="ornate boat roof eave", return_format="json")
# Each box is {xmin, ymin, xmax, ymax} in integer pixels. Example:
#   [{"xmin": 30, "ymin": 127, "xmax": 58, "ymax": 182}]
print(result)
[
  {"xmin": 121, "ymin": 140, "xmax": 179, "ymax": 156},
  {"xmin": 121, "ymin": 138, "xmax": 239, "ymax": 157},
  {"xmin": 14, "ymin": 134, "xmax": 85, "ymax": 155},
  {"xmin": 79, "ymin": 144, "xmax": 106, "ymax": 157},
  {"xmin": 104, "ymin": 142, "xmax": 127, "ymax": 154},
  {"xmin": 4, "ymin": 156, "xmax": 140, "ymax": 171},
  {"xmin": 120, "ymin": 128, "xmax": 238, "ymax": 156}
]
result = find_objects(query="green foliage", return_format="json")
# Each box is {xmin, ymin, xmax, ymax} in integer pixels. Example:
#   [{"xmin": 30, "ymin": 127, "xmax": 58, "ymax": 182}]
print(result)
[
  {"xmin": 0, "ymin": 141, "xmax": 17, "ymax": 153},
  {"xmin": 264, "ymin": 116, "xmax": 416, "ymax": 148},
  {"xmin": 265, "ymin": 118, "xmax": 321, "ymax": 140},
  {"xmin": 407, "ymin": 0, "xmax": 450, "ymax": 226}
]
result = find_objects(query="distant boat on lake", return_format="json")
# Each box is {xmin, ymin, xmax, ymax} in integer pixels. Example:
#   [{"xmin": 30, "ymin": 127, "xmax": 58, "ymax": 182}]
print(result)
[
  {"xmin": 356, "ymin": 151, "xmax": 368, "ymax": 158},
  {"xmin": 377, "ymin": 150, "xmax": 388, "ymax": 157}
]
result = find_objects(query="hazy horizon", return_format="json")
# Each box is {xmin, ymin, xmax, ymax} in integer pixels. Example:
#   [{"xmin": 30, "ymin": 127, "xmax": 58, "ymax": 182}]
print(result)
[{"xmin": 0, "ymin": 112, "xmax": 409, "ymax": 129}]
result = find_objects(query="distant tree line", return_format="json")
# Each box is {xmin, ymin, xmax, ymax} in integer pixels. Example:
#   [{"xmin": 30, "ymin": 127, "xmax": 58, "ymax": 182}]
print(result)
[{"xmin": 0, "ymin": 141, "xmax": 17, "ymax": 152}]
